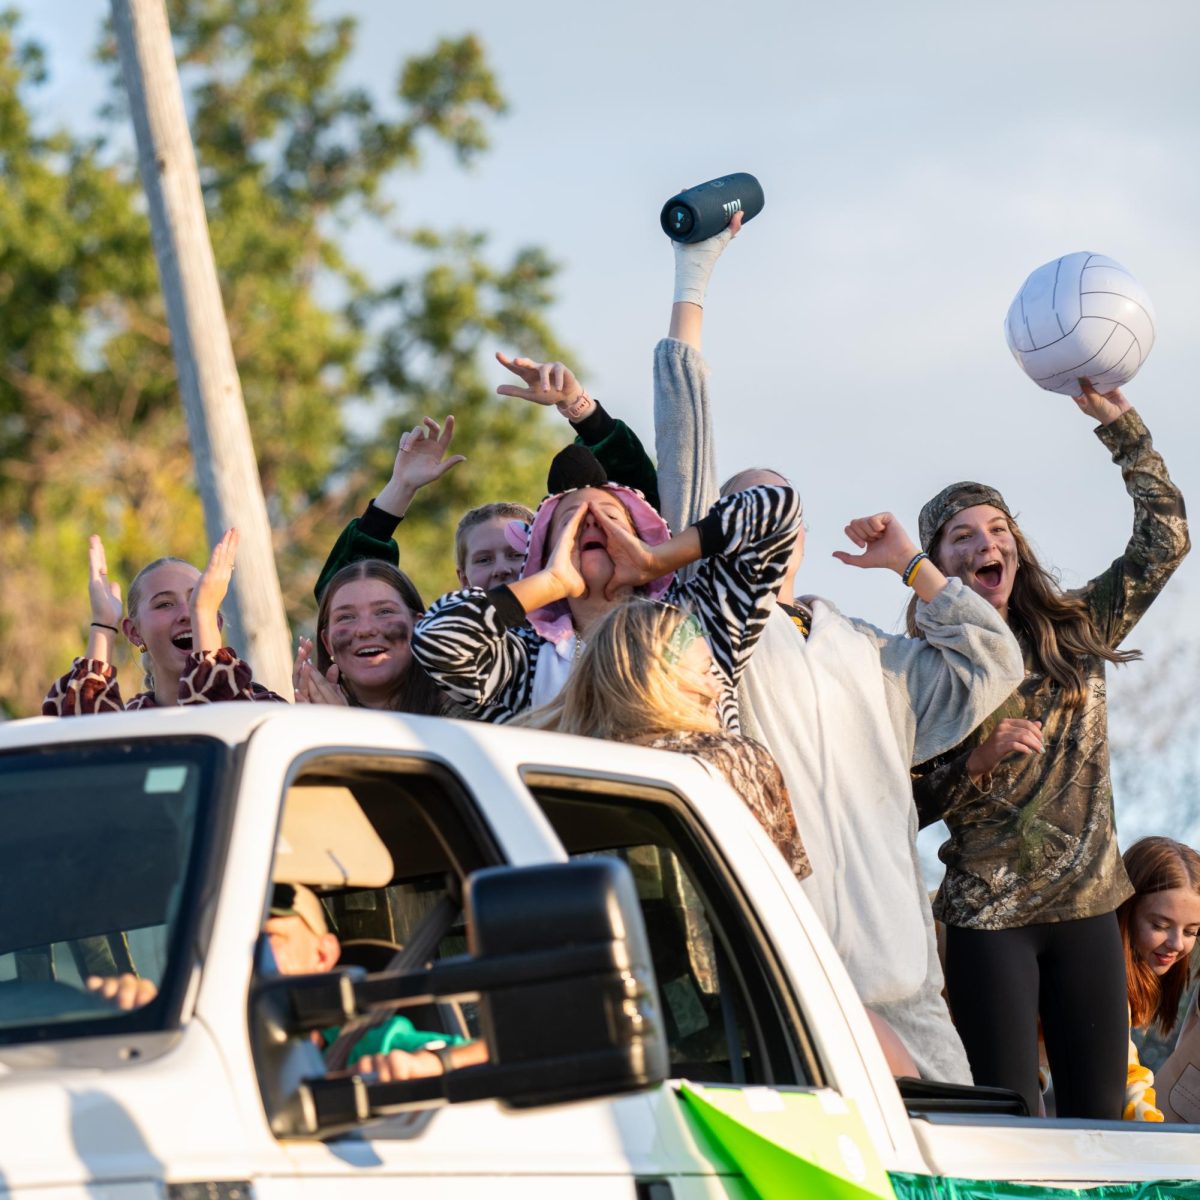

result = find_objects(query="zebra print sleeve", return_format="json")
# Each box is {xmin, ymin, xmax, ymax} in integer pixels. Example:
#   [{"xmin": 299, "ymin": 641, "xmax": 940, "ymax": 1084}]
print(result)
[
  {"xmin": 671, "ymin": 483, "xmax": 801, "ymax": 691},
  {"xmin": 412, "ymin": 588, "xmax": 537, "ymax": 720}
]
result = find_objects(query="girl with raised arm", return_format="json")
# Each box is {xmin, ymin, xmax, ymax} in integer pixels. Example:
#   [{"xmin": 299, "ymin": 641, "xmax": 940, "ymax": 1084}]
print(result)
[
  {"xmin": 913, "ymin": 398, "xmax": 1189, "ymax": 1118},
  {"xmin": 44, "ymin": 529, "xmax": 285, "ymax": 713},
  {"xmin": 652, "ymin": 217, "xmax": 1024, "ymax": 1084}
]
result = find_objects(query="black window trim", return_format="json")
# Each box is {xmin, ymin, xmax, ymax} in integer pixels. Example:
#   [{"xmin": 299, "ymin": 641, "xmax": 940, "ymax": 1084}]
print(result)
[{"xmin": 520, "ymin": 763, "xmax": 825, "ymax": 1089}]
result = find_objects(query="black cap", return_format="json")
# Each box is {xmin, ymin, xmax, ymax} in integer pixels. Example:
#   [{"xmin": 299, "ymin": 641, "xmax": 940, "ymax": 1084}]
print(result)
[{"xmin": 547, "ymin": 444, "xmax": 608, "ymax": 495}]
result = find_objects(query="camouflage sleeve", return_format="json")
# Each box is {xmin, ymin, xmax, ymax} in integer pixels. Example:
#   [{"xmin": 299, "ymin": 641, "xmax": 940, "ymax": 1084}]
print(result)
[
  {"xmin": 912, "ymin": 747, "xmax": 987, "ymax": 830},
  {"xmin": 1082, "ymin": 409, "xmax": 1189, "ymax": 647},
  {"xmin": 42, "ymin": 658, "xmax": 127, "ymax": 716}
]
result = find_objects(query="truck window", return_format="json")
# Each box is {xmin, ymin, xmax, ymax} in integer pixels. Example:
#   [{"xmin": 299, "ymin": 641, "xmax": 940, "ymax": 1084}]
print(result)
[
  {"xmin": 524, "ymin": 774, "xmax": 819, "ymax": 1088},
  {"xmin": 260, "ymin": 756, "xmax": 503, "ymax": 1053},
  {"xmin": 0, "ymin": 737, "xmax": 224, "ymax": 1043}
]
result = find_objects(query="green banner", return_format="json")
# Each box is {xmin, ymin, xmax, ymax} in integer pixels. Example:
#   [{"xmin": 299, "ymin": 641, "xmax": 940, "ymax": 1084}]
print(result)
[
  {"xmin": 889, "ymin": 1172, "xmax": 1200, "ymax": 1199},
  {"xmin": 677, "ymin": 1081, "xmax": 897, "ymax": 1200}
]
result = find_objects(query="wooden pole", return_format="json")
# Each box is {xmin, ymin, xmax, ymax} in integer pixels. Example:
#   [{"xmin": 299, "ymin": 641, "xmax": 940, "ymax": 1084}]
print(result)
[{"xmin": 110, "ymin": 0, "xmax": 293, "ymax": 697}]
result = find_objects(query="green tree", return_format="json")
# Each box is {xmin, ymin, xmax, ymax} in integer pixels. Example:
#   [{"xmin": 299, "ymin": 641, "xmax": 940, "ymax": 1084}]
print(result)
[{"xmin": 0, "ymin": 1, "xmax": 569, "ymax": 717}]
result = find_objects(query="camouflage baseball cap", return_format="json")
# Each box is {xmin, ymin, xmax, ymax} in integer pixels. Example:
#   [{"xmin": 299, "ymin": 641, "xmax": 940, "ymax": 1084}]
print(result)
[{"xmin": 918, "ymin": 482, "xmax": 1013, "ymax": 552}]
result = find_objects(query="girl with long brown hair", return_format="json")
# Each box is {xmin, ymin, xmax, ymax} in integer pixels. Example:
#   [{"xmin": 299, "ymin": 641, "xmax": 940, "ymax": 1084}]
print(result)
[
  {"xmin": 1118, "ymin": 837, "xmax": 1200, "ymax": 1121},
  {"xmin": 911, "ymin": 379, "xmax": 1189, "ymax": 1119},
  {"xmin": 294, "ymin": 559, "xmax": 449, "ymax": 715}
]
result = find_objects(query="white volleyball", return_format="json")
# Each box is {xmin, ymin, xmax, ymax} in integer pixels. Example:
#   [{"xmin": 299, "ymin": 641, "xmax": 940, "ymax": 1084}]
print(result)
[{"xmin": 1004, "ymin": 252, "xmax": 1155, "ymax": 396}]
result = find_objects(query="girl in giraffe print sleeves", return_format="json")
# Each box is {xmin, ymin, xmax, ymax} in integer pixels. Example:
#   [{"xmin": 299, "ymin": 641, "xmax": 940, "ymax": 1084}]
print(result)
[{"xmin": 44, "ymin": 528, "xmax": 286, "ymax": 715}]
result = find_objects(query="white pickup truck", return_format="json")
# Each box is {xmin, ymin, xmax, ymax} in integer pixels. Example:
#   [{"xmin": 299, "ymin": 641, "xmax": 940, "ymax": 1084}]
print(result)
[{"xmin": 1, "ymin": 703, "xmax": 1198, "ymax": 1200}]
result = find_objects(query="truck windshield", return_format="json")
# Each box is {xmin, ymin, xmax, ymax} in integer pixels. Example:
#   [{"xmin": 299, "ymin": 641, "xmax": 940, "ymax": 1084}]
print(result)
[{"xmin": 0, "ymin": 737, "xmax": 221, "ymax": 1040}]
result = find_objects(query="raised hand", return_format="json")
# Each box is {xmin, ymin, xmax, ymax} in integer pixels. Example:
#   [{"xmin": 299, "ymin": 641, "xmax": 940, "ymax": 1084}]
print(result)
[
  {"xmin": 191, "ymin": 528, "xmax": 237, "ymax": 653},
  {"xmin": 1074, "ymin": 377, "xmax": 1132, "ymax": 427},
  {"xmin": 88, "ymin": 535, "xmax": 123, "ymax": 628},
  {"xmin": 672, "ymin": 209, "xmax": 744, "ymax": 312},
  {"xmin": 967, "ymin": 718, "xmax": 1044, "ymax": 783},
  {"xmin": 376, "ymin": 416, "xmax": 466, "ymax": 517},
  {"xmin": 593, "ymin": 507, "xmax": 662, "ymax": 599},
  {"xmin": 495, "ymin": 353, "xmax": 586, "ymax": 411},
  {"xmin": 396, "ymin": 416, "xmax": 466, "ymax": 489},
  {"xmin": 832, "ymin": 513, "xmax": 920, "ymax": 575}
]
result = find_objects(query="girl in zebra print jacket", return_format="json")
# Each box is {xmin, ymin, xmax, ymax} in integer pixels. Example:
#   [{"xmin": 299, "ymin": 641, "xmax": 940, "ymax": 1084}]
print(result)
[{"xmin": 412, "ymin": 447, "xmax": 801, "ymax": 728}]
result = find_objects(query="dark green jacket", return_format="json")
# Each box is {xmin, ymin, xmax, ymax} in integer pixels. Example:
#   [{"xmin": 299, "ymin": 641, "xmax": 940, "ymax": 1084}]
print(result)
[{"xmin": 314, "ymin": 401, "xmax": 658, "ymax": 602}]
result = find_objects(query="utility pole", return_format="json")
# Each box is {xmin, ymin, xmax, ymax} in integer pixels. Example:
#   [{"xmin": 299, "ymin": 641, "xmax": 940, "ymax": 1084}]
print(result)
[{"xmin": 110, "ymin": 0, "xmax": 293, "ymax": 697}]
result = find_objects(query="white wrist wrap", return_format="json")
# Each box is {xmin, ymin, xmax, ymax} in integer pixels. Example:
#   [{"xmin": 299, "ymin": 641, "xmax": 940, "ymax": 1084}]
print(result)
[{"xmin": 672, "ymin": 225, "xmax": 736, "ymax": 307}]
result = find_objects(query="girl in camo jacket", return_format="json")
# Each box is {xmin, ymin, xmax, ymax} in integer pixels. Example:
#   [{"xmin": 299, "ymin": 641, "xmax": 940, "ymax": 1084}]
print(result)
[
  {"xmin": 44, "ymin": 528, "xmax": 286, "ymax": 714},
  {"xmin": 912, "ymin": 380, "xmax": 1189, "ymax": 1120}
]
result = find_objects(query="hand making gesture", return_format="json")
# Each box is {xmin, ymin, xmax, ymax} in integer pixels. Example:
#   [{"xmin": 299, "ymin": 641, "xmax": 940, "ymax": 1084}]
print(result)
[
  {"xmin": 833, "ymin": 512, "xmax": 948, "ymax": 601},
  {"xmin": 591, "ymin": 505, "xmax": 667, "ymax": 600},
  {"xmin": 495, "ymin": 352, "xmax": 593, "ymax": 421},
  {"xmin": 86, "ymin": 535, "xmax": 123, "ymax": 662},
  {"xmin": 375, "ymin": 415, "xmax": 466, "ymax": 517}
]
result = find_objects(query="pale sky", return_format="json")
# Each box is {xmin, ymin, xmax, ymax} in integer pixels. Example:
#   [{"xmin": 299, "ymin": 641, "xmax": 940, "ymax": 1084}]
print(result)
[{"xmin": 23, "ymin": 1, "xmax": 1200, "ymax": 851}]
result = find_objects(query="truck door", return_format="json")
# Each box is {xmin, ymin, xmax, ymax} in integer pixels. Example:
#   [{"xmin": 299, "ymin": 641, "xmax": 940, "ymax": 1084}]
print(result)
[
  {"xmin": 523, "ymin": 766, "xmax": 909, "ymax": 1199},
  {"xmin": 253, "ymin": 749, "xmax": 695, "ymax": 1199}
]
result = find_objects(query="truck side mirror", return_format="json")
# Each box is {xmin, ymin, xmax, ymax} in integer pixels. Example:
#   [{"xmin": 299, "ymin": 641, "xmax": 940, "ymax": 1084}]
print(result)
[
  {"xmin": 252, "ymin": 858, "xmax": 668, "ymax": 1138},
  {"xmin": 462, "ymin": 856, "xmax": 669, "ymax": 1108}
]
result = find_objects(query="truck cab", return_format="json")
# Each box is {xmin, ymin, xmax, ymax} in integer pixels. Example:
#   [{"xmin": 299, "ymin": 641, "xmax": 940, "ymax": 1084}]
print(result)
[{"xmin": 0, "ymin": 704, "xmax": 1198, "ymax": 1199}]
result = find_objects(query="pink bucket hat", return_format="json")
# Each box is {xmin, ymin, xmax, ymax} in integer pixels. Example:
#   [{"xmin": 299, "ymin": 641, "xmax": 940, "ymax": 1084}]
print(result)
[{"xmin": 512, "ymin": 448, "xmax": 673, "ymax": 644}]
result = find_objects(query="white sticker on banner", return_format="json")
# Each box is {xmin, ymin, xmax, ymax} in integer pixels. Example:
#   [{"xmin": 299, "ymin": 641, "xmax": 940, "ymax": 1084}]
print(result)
[{"xmin": 741, "ymin": 1087, "xmax": 785, "ymax": 1112}]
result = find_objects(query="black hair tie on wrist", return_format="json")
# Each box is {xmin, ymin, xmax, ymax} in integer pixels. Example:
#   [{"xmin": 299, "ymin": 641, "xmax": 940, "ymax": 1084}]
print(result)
[{"xmin": 90, "ymin": 622, "xmax": 119, "ymax": 633}]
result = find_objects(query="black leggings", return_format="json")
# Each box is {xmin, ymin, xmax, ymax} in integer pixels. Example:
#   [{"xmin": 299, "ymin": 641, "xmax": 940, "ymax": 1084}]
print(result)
[{"xmin": 944, "ymin": 912, "xmax": 1127, "ymax": 1120}]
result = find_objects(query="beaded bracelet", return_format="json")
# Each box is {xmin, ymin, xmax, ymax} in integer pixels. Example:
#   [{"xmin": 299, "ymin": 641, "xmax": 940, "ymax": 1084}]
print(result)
[
  {"xmin": 90, "ymin": 622, "xmax": 119, "ymax": 633},
  {"xmin": 901, "ymin": 552, "xmax": 930, "ymax": 588}
]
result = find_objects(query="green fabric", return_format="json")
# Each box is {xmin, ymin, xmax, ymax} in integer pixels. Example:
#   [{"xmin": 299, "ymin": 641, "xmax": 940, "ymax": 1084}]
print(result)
[
  {"xmin": 576, "ymin": 417, "xmax": 660, "ymax": 511},
  {"xmin": 677, "ymin": 1082, "xmax": 896, "ymax": 1200},
  {"xmin": 890, "ymin": 1172, "xmax": 1200, "ymax": 1199},
  {"xmin": 321, "ymin": 1014, "xmax": 466, "ymax": 1067},
  {"xmin": 314, "ymin": 515, "xmax": 401, "ymax": 603},
  {"xmin": 314, "ymin": 416, "xmax": 657, "ymax": 604}
]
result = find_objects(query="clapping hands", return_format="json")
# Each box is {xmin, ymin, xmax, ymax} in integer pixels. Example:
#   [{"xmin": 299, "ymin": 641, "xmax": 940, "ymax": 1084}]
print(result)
[
  {"xmin": 87, "ymin": 535, "xmax": 123, "ymax": 629},
  {"xmin": 292, "ymin": 635, "xmax": 348, "ymax": 706},
  {"xmin": 191, "ymin": 528, "xmax": 237, "ymax": 653}
]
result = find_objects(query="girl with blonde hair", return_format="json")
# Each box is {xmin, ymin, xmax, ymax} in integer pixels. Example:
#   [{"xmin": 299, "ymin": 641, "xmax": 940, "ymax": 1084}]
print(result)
[
  {"xmin": 44, "ymin": 529, "xmax": 284, "ymax": 713},
  {"xmin": 522, "ymin": 598, "xmax": 810, "ymax": 885}
]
